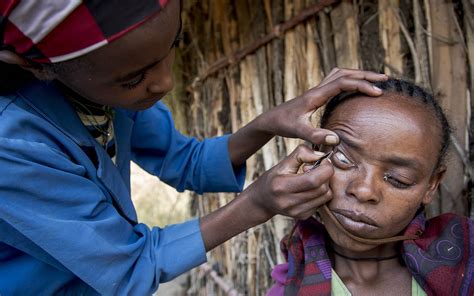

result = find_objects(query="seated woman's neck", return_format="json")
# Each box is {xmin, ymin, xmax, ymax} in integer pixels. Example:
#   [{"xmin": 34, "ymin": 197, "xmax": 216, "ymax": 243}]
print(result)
[{"xmin": 330, "ymin": 241, "xmax": 412, "ymax": 294}]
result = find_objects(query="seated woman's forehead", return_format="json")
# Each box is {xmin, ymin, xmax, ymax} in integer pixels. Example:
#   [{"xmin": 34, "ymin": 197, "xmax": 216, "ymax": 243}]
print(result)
[
  {"xmin": 328, "ymin": 95, "xmax": 442, "ymax": 165},
  {"xmin": 331, "ymin": 94, "xmax": 437, "ymax": 133}
]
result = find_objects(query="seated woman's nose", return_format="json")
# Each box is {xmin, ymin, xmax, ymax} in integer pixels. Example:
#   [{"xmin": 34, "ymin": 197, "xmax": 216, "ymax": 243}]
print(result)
[{"xmin": 346, "ymin": 172, "xmax": 380, "ymax": 203}]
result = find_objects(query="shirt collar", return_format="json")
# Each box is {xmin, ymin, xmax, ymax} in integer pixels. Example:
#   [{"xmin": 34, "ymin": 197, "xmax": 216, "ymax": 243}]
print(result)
[{"xmin": 17, "ymin": 80, "xmax": 96, "ymax": 147}]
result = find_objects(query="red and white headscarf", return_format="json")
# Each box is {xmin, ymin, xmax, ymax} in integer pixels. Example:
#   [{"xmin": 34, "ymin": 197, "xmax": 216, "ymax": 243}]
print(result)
[{"xmin": 0, "ymin": 0, "xmax": 169, "ymax": 63}]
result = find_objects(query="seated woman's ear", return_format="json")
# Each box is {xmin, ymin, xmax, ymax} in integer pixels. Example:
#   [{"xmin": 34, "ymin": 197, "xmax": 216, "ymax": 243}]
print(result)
[
  {"xmin": 0, "ymin": 50, "xmax": 56, "ymax": 81},
  {"xmin": 422, "ymin": 166, "xmax": 446, "ymax": 205}
]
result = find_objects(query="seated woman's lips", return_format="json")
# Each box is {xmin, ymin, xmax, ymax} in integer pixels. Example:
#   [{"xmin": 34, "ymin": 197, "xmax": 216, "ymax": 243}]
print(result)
[{"xmin": 332, "ymin": 209, "xmax": 379, "ymax": 235}]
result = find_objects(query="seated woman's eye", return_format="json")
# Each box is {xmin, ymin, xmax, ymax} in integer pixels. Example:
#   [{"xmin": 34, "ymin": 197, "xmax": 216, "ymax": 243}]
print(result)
[
  {"xmin": 383, "ymin": 174, "xmax": 414, "ymax": 189},
  {"xmin": 331, "ymin": 150, "xmax": 355, "ymax": 169}
]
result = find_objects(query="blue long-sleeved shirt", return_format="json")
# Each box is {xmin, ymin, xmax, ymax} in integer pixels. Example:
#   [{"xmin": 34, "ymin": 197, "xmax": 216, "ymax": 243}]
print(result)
[{"xmin": 0, "ymin": 81, "xmax": 245, "ymax": 295}]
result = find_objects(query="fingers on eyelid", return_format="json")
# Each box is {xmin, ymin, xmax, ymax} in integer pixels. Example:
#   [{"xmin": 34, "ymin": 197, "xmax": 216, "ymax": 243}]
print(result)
[
  {"xmin": 287, "ymin": 185, "xmax": 331, "ymax": 208},
  {"xmin": 290, "ymin": 164, "xmax": 333, "ymax": 193},
  {"xmin": 302, "ymin": 165, "xmax": 313, "ymax": 173},
  {"xmin": 291, "ymin": 144, "xmax": 324, "ymax": 165},
  {"xmin": 307, "ymin": 128, "xmax": 339, "ymax": 146}
]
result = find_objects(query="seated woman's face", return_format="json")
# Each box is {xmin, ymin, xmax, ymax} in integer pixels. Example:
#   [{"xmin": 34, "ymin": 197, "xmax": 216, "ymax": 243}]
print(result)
[{"xmin": 319, "ymin": 93, "xmax": 444, "ymax": 251}]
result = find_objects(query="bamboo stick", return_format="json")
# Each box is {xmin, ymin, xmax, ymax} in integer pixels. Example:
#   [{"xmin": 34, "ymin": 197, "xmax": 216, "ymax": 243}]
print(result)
[
  {"xmin": 379, "ymin": 0, "xmax": 403, "ymax": 76},
  {"xmin": 462, "ymin": 0, "xmax": 473, "ymax": 96},
  {"xmin": 330, "ymin": 1, "xmax": 360, "ymax": 69},
  {"xmin": 461, "ymin": 0, "xmax": 473, "ymax": 218},
  {"xmin": 306, "ymin": 18, "xmax": 324, "ymax": 87},
  {"xmin": 317, "ymin": 10, "xmax": 336, "ymax": 75},
  {"xmin": 413, "ymin": 0, "xmax": 431, "ymax": 88},
  {"xmin": 428, "ymin": 0, "xmax": 469, "ymax": 215},
  {"xmin": 424, "ymin": 0, "xmax": 433, "ymax": 79},
  {"xmin": 393, "ymin": 9, "xmax": 421, "ymax": 84},
  {"xmin": 189, "ymin": 263, "xmax": 242, "ymax": 296}
]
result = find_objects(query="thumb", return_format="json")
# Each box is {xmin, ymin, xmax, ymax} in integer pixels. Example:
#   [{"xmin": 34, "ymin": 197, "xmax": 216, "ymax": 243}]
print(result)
[
  {"xmin": 296, "ymin": 124, "xmax": 339, "ymax": 147},
  {"xmin": 277, "ymin": 145, "xmax": 326, "ymax": 174}
]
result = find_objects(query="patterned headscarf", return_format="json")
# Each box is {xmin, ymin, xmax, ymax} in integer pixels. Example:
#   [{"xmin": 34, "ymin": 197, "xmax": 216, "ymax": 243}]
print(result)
[{"xmin": 0, "ymin": 0, "xmax": 169, "ymax": 63}]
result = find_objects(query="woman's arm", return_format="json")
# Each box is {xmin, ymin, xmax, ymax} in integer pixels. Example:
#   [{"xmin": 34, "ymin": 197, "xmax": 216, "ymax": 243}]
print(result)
[
  {"xmin": 0, "ymin": 138, "xmax": 329, "ymax": 294},
  {"xmin": 130, "ymin": 103, "xmax": 245, "ymax": 194},
  {"xmin": 0, "ymin": 138, "xmax": 207, "ymax": 295},
  {"xmin": 201, "ymin": 144, "xmax": 333, "ymax": 251}
]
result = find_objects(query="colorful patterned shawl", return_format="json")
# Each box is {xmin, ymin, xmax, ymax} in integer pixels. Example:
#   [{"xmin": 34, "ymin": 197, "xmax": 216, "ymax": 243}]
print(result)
[{"xmin": 272, "ymin": 213, "xmax": 474, "ymax": 296}]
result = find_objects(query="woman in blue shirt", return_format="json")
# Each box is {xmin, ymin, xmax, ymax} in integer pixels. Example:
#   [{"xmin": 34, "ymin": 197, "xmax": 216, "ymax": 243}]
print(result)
[{"xmin": 0, "ymin": 1, "xmax": 386, "ymax": 294}]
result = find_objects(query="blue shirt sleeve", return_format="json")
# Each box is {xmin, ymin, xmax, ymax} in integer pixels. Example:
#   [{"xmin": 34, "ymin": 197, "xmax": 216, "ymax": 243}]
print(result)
[
  {"xmin": 0, "ymin": 137, "xmax": 206, "ymax": 295},
  {"xmin": 130, "ymin": 102, "xmax": 246, "ymax": 194}
]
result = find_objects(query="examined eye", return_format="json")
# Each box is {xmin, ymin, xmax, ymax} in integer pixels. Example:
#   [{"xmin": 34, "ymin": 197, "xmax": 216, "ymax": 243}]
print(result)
[
  {"xmin": 331, "ymin": 149, "xmax": 355, "ymax": 169},
  {"xmin": 334, "ymin": 151, "xmax": 350, "ymax": 164}
]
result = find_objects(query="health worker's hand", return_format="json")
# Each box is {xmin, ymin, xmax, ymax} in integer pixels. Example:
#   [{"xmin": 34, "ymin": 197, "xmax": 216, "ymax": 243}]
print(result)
[
  {"xmin": 256, "ymin": 68, "xmax": 387, "ymax": 146},
  {"xmin": 228, "ymin": 68, "xmax": 387, "ymax": 166},
  {"xmin": 245, "ymin": 145, "xmax": 334, "ymax": 220},
  {"xmin": 200, "ymin": 145, "xmax": 333, "ymax": 251}
]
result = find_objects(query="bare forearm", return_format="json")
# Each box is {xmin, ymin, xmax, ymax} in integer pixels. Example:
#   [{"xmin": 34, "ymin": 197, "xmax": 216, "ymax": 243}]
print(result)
[
  {"xmin": 200, "ymin": 190, "xmax": 271, "ymax": 251},
  {"xmin": 228, "ymin": 116, "xmax": 273, "ymax": 166},
  {"xmin": 201, "ymin": 144, "xmax": 336, "ymax": 251}
]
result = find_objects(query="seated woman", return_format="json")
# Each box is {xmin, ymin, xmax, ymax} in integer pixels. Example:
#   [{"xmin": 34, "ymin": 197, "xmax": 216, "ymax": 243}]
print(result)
[{"xmin": 268, "ymin": 78, "xmax": 473, "ymax": 296}]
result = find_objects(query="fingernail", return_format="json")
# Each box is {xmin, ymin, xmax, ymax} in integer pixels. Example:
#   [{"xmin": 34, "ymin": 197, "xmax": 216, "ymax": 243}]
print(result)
[
  {"xmin": 325, "ymin": 135, "xmax": 339, "ymax": 145},
  {"xmin": 313, "ymin": 151, "xmax": 326, "ymax": 157},
  {"xmin": 373, "ymin": 85, "xmax": 382, "ymax": 92}
]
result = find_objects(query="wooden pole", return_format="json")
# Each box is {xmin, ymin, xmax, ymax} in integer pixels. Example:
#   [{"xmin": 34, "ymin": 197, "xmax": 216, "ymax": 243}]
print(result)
[{"xmin": 428, "ymin": 0, "xmax": 469, "ymax": 215}]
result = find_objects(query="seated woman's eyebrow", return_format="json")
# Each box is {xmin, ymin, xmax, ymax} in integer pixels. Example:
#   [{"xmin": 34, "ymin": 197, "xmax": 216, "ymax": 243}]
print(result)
[
  {"xmin": 382, "ymin": 155, "xmax": 423, "ymax": 171},
  {"xmin": 338, "ymin": 133, "xmax": 422, "ymax": 170},
  {"xmin": 336, "ymin": 133, "xmax": 363, "ymax": 151}
]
